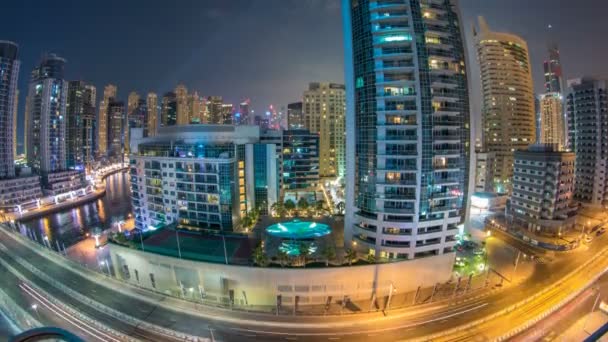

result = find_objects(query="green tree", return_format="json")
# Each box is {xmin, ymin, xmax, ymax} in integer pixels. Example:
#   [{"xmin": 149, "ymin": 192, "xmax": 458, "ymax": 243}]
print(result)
[
  {"xmin": 336, "ymin": 201, "xmax": 346, "ymax": 216},
  {"xmin": 322, "ymin": 245, "xmax": 336, "ymax": 267},
  {"xmin": 315, "ymin": 200, "xmax": 326, "ymax": 215},
  {"xmin": 366, "ymin": 253, "xmax": 376, "ymax": 264},
  {"xmin": 270, "ymin": 202, "xmax": 286, "ymax": 218},
  {"xmin": 252, "ymin": 244, "xmax": 268, "ymax": 267},
  {"xmin": 344, "ymin": 248, "xmax": 357, "ymax": 266}
]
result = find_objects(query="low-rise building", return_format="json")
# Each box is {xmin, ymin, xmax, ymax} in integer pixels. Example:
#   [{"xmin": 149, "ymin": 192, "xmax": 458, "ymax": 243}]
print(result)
[
  {"xmin": 130, "ymin": 125, "xmax": 279, "ymax": 232},
  {"xmin": 43, "ymin": 170, "xmax": 87, "ymax": 196},
  {"xmin": 508, "ymin": 144, "xmax": 576, "ymax": 235},
  {"xmin": 0, "ymin": 175, "xmax": 42, "ymax": 212}
]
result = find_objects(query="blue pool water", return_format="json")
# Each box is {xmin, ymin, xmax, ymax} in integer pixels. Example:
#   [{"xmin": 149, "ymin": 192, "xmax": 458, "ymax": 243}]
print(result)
[{"xmin": 266, "ymin": 220, "xmax": 331, "ymax": 239}]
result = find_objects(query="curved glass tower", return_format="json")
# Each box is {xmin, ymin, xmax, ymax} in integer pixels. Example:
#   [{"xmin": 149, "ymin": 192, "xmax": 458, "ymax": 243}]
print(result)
[{"xmin": 343, "ymin": 0, "xmax": 470, "ymax": 261}]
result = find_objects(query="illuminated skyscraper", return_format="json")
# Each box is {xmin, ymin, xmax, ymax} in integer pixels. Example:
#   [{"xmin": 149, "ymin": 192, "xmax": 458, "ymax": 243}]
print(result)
[
  {"xmin": 147, "ymin": 92, "xmax": 158, "ymax": 136},
  {"xmin": 0, "ymin": 41, "xmax": 19, "ymax": 179},
  {"xmin": 97, "ymin": 84, "xmax": 117, "ymax": 156},
  {"xmin": 343, "ymin": 0, "xmax": 470, "ymax": 265},
  {"xmin": 175, "ymin": 84, "xmax": 189, "ymax": 125},
  {"xmin": 475, "ymin": 16, "xmax": 535, "ymax": 193},
  {"xmin": 539, "ymin": 92, "xmax": 565, "ymax": 150},
  {"xmin": 12, "ymin": 89, "xmax": 18, "ymax": 160},
  {"xmin": 303, "ymin": 82, "xmax": 346, "ymax": 178},
  {"xmin": 26, "ymin": 53, "xmax": 68, "ymax": 175}
]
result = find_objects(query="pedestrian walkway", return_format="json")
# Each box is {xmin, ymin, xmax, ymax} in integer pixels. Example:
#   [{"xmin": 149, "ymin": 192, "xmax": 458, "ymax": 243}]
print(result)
[{"xmin": 556, "ymin": 311, "xmax": 608, "ymax": 341}]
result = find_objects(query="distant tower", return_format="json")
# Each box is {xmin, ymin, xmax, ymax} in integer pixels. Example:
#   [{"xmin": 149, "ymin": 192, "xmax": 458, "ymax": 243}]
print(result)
[
  {"xmin": 175, "ymin": 84, "xmax": 189, "ymax": 125},
  {"xmin": 475, "ymin": 17, "xmax": 535, "ymax": 193},
  {"xmin": 188, "ymin": 91, "xmax": 201, "ymax": 123},
  {"xmin": 544, "ymin": 44, "xmax": 564, "ymax": 93},
  {"xmin": 302, "ymin": 82, "xmax": 346, "ymax": 178},
  {"xmin": 0, "ymin": 41, "xmax": 20, "ymax": 179},
  {"xmin": 107, "ymin": 99, "xmax": 125, "ymax": 162},
  {"xmin": 12, "ymin": 89, "xmax": 19, "ymax": 160},
  {"xmin": 287, "ymin": 102, "xmax": 303, "ymax": 129},
  {"xmin": 236, "ymin": 99, "xmax": 251, "ymax": 125},
  {"xmin": 207, "ymin": 96, "xmax": 223, "ymax": 124},
  {"xmin": 161, "ymin": 92, "xmax": 177, "ymax": 126},
  {"xmin": 221, "ymin": 103, "xmax": 233, "ymax": 125},
  {"xmin": 66, "ymin": 81, "xmax": 96, "ymax": 169},
  {"xmin": 97, "ymin": 84, "xmax": 117, "ymax": 156},
  {"xmin": 126, "ymin": 91, "xmax": 140, "ymax": 153},
  {"xmin": 146, "ymin": 92, "xmax": 158, "ymax": 136}
]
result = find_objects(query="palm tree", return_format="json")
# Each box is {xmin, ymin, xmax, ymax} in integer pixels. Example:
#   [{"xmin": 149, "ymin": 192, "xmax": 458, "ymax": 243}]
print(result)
[
  {"xmin": 284, "ymin": 199, "xmax": 296, "ymax": 216},
  {"xmin": 366, "ymin": 253, "xmax": 376, "ymax": 264},
  {"xmin": 277, "ymin": 250, "xmax": 290, "ymax": 267},
  {"xmin": 270, "ymin": 202, "xmax": 285, "ymax": 218},
  {"xmin": 344, "ymin": 248, "xmax": 357, "ymax": 266},
  {"xmin": 336, "ymin": 201, "xmax": 346, "ymax": 216},
  {"xmin": 252, "ymin": 244, "xmax": 268, "ymax": 267},
  {"xmin": 315, "ymin": 200, "xmax": 326, "ymax": 215},
  {"xmin": 299, "ymin": 242, "xmax": 312, "ymax": 266},
  {"xmin": 322, "ymin": 245, "xmax": 336, "ymax": 267}
]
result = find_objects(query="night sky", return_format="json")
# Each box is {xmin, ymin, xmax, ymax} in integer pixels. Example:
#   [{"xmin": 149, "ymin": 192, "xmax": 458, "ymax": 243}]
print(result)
[{"xmin": 3, "ymin": 0, "xmax": 608, "ymax": 149}]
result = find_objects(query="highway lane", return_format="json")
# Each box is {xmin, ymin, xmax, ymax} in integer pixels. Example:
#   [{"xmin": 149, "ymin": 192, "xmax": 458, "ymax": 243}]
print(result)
[{"xmin": 3, "ymin": 223, "xmax": 608, "ymax": 341}]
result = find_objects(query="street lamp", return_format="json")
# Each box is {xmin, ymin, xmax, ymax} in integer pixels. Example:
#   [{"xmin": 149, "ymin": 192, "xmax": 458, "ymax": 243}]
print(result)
[
  {"xmin": 94, "ymin": 234, "xmax": 100, "ymax": 248},
  {"xmin": 99, "ymin": 260, "xmax": 111, "ymax": 276},
  {"xmin": 31, "ymin": 304, "xmax": 40, "ymax": 320}
]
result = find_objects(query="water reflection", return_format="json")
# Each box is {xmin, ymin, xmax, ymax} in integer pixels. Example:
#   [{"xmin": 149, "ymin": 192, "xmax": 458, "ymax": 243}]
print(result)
[{"xmin": 20, "ymin": 172, "xmax": 132, "ymax": 249}]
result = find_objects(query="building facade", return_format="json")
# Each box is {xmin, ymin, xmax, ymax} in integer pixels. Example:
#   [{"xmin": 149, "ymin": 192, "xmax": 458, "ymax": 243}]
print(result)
[
  {"xmin": 475, "ymin": 17, "xmax": 535, "ymax": 193},
  {"xmin": 567, "ymin": 78, "xmax": 608, "ymax": 206},
  {"xmin": 221, "ymin": 104, "xmax": 233, "ymax": 125},
  {"xmin": 539, "ymin": 92, "xmax": 565, "ymax": 151},
  {"xmin": 508, "ymin": 144, "xmax": 575, "ymax": 234},
  {"xmin": 281, "ymin": 129, "xmax": 320, "ymax": 194},
  {"xmin": 236, "ymin": 100, "xmax": 251, "ymax": 125},
  {"xmin": 0, "ymin": 41, "xmax": 20, "ymax": 179},
  {"xmin": 287, "ymin": 102, "xmax": 303, "ymax": 129},
  {"xmin": 66, "ymin": 81, "xmax": 96, "ymax": 169},
  {"xmin": 474, "ymin": 151, "xmax": 495, "ymax": 193},
  {"xmin": 130, "ymin": 125, "xmax": 278, "ymax": 232},
  {"xmin": 97, "ymin": 84, "xmax": 117, "ymax": 156},
  {"xmin": 302, "ymin": 83, "xmax": 346, "ymax": 178},
  {"xmin": 343, "ymin": 0, "xmax": 469, "ymax": 261},
  {"xmin": 26, "ymin": 54, "xmax": 69, "ymax": 176}
]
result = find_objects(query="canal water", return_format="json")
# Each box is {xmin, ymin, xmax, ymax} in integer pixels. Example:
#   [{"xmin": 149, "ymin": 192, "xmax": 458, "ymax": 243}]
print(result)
[{"xmin": 19, "ymin": 171, "xmax": 132, "ymax": 249}]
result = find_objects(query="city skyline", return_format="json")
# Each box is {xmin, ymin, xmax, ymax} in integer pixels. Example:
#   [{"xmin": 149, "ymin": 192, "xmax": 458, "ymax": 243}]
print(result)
[{"xmin": 3, "ymin": 0, "xmax": 608, "ymax": 149}]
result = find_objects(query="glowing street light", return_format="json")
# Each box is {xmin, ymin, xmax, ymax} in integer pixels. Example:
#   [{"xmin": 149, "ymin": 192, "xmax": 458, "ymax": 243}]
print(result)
[{"xmin": 94, "ymin": 234, "xmax": 101, "ymax": 248}]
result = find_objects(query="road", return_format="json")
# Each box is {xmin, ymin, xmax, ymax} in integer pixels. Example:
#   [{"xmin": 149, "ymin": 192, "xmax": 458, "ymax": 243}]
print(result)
[{"xmin": 2, "ymin": 221, "xmax": 608, "ymax": 341}]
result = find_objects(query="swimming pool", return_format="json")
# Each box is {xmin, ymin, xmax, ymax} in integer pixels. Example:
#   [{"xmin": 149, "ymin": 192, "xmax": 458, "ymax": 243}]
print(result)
[{"xmin": 265, "ymin": 220, "xmax": 331, "ymax": 239}]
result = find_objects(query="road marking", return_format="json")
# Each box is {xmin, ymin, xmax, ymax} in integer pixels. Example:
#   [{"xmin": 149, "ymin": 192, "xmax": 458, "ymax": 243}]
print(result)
[
  {"xmin": 231, "ymin": 303, "xmax": 489, "ymax": 337},
  {"xmin": 20, "ymin": 283, "xmax": 121, "ymax": 342}
]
